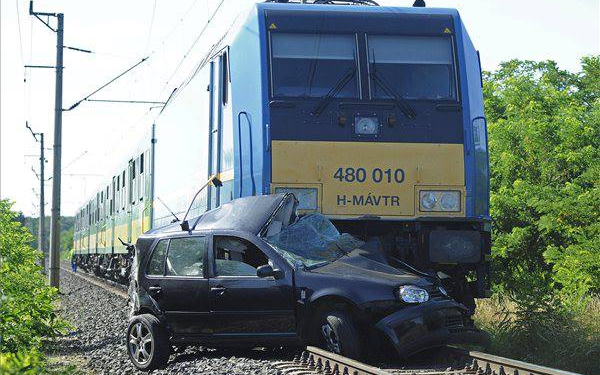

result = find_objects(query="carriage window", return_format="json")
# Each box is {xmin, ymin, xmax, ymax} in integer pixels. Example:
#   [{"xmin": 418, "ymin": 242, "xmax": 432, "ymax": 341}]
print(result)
[
  {"xmin": 367, "ymin": 35, "xmax": 456, "ymax": 100},
  {"xmin": 270, "ymin": 33, "xmax": 358, "ymax": 98}
]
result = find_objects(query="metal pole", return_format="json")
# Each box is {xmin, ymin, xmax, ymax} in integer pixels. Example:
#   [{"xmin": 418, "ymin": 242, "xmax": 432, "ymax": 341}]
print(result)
[
  {"xmin": 39, "ymin": 133, "xmax": 46, "ymax": 273},
  {"xmin": 48, "ymin": 13, "xmax": 64, "ymax": 288}
]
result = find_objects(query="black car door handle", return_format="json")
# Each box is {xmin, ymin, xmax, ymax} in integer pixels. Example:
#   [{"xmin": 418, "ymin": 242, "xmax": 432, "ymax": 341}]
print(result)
[
  {"xmin": 211, "ymin": 286, "xmax": 226, "ymax": 296},
  {"xmin": 148, "ymin": 286, "xmax": 162, "ymax": 293}
]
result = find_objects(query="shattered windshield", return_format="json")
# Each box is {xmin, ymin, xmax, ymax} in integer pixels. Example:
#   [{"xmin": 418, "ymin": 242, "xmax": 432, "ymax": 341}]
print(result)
[{"xmin": 265, "ymin": 213, "xmax": 364, "ymax": 269}]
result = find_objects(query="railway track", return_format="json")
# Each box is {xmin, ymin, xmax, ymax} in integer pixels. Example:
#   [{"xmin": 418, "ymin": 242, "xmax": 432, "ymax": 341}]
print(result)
[
  {"xmin": 272, "ymin": 346, "xmax": 584, "ymax": 375},
  {"xmin": 60, "ymin": 266, "xmax": 128, "ymax": 298},
  {"xmin": 63, "ymin": 268, "xmax": 583, "ymax": 375}
]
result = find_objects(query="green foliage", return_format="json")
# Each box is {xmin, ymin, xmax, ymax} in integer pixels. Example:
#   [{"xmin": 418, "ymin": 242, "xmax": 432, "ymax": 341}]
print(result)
[
  {"xmin": 0, "ymin": 350, "xmax": 46, "ymax": 375},
  {"xmin": 480, "ymin": 56, "xmax": 600, "ymax": 374},
  {"xmin": 0, "ymin": 350, "xmax": 81, "ymax": 375},
  {"xmin": 0, "ymin": 200, "xmax": 67, "ymax": 353},
  {"xmin": 21, "ymin": 216, "xmax": 75, "ymax": 254},
  {"xmin": 485, "ymin": 57, "xmax": 600, "ymax": 302},
  {"xmin": 476, "ymin": 296, "xmax": 600, "ymax": 375}
]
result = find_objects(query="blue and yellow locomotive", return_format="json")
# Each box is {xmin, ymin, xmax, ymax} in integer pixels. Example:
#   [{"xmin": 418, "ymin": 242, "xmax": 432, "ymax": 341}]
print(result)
[{"xmin": 74, "ymin": 0, "xmax": 490, "ymax": 311}]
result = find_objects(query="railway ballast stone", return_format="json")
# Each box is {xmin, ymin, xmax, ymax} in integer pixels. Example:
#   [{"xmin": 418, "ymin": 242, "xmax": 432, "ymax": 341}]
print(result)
[{"xmin": 54, "ymin": 269, "xmax": 285, "ymax": 374}]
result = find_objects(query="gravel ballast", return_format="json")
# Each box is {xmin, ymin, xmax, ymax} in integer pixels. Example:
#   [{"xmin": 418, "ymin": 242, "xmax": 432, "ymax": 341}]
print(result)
[{"xmin": 53, "ymin": 269, "xmax": 288, "ymax": 374}]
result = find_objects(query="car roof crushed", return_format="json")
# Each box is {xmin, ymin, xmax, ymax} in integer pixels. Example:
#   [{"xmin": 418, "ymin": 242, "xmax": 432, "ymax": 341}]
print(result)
[{"xmin": 145, "ymin": 193, "xmax": 292, "ymax": 236}]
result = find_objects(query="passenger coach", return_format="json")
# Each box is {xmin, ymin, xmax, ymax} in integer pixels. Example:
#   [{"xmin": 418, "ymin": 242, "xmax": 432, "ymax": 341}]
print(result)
[{"xmin": 74, "ymin": 0, "xmax": 490, "ymax": 312}]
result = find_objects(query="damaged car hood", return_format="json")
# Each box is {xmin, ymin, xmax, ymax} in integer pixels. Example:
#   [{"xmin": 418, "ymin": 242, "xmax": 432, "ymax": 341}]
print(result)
[{"xmin": 310, "ymin": 249, "xmax": 430, "ymax": 287}]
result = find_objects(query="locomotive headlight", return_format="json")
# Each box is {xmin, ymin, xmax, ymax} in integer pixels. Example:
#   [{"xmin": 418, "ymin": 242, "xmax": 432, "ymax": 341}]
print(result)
[
  {"xmin": 420, "ymin": 192, "xmax": 437, "ymax": 210},
  {"xmin": 354, "ymin": 116, "xmax": 379, "ymax": 135},
  {"xmin": 440, "ymin": 192, "xmax": 460, "ymax": 211},
  {"xmin": 398, "ymin": 285, "xmax": 429, "ymax": 303},
  {"xmin": 419, "ymin": 191, "xmax": 461, "ymax": 212}
]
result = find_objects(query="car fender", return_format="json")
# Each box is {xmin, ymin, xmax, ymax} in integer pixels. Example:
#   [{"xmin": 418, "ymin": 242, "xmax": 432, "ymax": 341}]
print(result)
[{"xmin": 136, "ymin": 290, "xmax": 166, "ymax": 323}]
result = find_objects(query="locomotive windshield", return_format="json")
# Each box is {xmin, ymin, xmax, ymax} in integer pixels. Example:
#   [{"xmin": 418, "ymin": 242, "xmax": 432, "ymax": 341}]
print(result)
[
  {"xmin": 270, "ymin": 33, "xmax": 359, "ymax": 98},
  {"xmin": 367, "ymin": 35, "xmax": 456, "ymax": 100},
  {"xmin": 269, "ymin": 33, "xmax": 457, "ymax": 101}
]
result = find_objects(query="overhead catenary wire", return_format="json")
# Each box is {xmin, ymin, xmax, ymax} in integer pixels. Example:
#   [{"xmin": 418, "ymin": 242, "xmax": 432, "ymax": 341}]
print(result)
[
  {"xmin": 65, "ymin": 56, "xmax": 150, "ymax": 111},
  {"xmin": 144, "ymin": 0, "xmax": 158, "ymax": 55},
  {"xmin": 154, "ymin": 0, "xmax": 226, "ymax": 103},
  {"xmin": 15, "ymin": 0, "xmax": 25, "ymax": 65}
]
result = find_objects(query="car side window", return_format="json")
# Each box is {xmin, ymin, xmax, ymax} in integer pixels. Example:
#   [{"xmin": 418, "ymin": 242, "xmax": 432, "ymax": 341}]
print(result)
[
  {"xmin": 166, "ymin": 237, "xmax": 206, "ymax": 277},
  {"xmin": 147, "ymin": 240, "xmax": 168, "ymax": 276},
  {"xmin": 214, "ymin": 237, "xmax": 268, "ymax": 277}
]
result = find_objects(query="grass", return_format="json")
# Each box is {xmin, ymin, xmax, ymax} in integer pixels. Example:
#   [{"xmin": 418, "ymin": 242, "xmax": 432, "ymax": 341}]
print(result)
[{"xmin": 474, "ymin": 295, "xmax": 600, "ymax": 375}]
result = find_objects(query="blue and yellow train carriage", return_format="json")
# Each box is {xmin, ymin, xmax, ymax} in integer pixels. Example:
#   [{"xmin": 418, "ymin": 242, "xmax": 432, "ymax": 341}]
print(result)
[{"xmin": 75, "ymin": 1, "xmax": 490, "ymax": 309}]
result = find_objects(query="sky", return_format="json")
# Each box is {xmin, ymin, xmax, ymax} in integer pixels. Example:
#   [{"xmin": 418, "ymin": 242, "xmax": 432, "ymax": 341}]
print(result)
[{"xmin": 1, "ymin": 0, "xmax": 599, "ymax": 217}]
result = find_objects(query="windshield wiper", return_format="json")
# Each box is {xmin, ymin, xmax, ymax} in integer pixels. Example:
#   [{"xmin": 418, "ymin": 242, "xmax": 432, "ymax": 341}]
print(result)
[
  {"xmin": 312, "ymin": 66, "xmax": 356, "ymax": 117},
  {"xmin": 370, "ymin": 54, "xmax": 417, "ymax": 119}
]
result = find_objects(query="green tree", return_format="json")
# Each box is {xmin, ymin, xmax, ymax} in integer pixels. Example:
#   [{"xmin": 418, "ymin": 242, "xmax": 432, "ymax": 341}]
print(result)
[{"xmin": 485, "ymin": 57, "xmax": 600, "ymax": 302}]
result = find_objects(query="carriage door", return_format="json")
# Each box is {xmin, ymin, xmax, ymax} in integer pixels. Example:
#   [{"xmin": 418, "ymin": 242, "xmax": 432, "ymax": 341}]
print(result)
[
  {"xmin": 127, "ymin": 159, "xmax": 134, "ymax": 242},
  {"xmin": 208, "ymin": 53, "xmax": 226, "ymax": 210}
]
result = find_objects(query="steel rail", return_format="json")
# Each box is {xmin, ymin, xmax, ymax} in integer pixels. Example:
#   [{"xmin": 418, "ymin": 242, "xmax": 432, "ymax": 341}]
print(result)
[
  {"xmin": 463, "ymin": 350, "xmax": 583, "ymax": 375},
  {"xmin": 60, "ymin": 266, "xmax": 128, "ymax": 299},
  {"xmin": 274, "ymin": 346, "xmax": 584, "ymax": 375}
]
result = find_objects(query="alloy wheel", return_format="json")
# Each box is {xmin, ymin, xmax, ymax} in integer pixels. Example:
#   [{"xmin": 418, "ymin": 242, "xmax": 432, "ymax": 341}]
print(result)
[{"xmin": 129, "ymin": 322, "xmax": 153, "ymax": 365}]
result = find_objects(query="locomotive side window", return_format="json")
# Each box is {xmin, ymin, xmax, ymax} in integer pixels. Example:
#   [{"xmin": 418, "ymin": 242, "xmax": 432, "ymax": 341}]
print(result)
[
  {"xmin": 367, "ymin": 35, "xmax": 457, "ymax": 100},
  {"xmin": 270, "ymin": 33, "xmax": 358, "ymax": 98}
]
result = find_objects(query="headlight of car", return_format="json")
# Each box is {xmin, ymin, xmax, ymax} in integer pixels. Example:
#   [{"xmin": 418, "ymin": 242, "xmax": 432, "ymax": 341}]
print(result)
[
  {"xmin": 274, "ymin": 187, "xmax": 318, "ymax": 210},
  {"xmin": 398, "ymin": 285, "xmax": 429, "ymax": 304},
  {"xmin": 419, "ymin": 190, "xmax": 461, "ymax": 212}
]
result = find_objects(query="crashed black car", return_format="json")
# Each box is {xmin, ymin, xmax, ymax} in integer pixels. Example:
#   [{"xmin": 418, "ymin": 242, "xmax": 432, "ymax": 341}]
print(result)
[{"xmin": 127, "ymin": 194, "xmax": 488, "ymax": 370}]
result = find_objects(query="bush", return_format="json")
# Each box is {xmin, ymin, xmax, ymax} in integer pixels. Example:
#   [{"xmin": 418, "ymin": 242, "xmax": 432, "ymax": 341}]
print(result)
[
  {"xmin": 0, "ymin": 200, "xmax": 68, "ymax": 373},
  {"xmin": 0, "ymin": 350, "xmax": 46, "ymax": 375},
  {"xmin": 475, "ymin": 296, "xmax": 600, "ymax": 375}
]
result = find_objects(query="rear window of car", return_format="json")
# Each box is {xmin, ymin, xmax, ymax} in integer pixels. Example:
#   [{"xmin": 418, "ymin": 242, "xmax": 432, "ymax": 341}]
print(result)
[{"xmin": 146, "ymin": 240, "xmax": 168, "ymax": 276}]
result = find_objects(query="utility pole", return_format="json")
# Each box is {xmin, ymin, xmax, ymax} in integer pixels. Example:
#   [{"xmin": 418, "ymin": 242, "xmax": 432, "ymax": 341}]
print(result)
[
  {"xmin": 26, "ymin": 122, "xmax": 46, "ymax": 273},
  {"xmin": 29, "ymin": 2, "xmax": 63, "ymax": 288},
  {"xmin": 39, "ymin": 133, "xmax": 45, "ymax": 271}
]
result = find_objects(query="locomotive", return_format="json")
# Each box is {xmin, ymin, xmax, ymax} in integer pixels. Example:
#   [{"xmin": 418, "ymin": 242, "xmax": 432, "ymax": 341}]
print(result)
[{"xmin": 74, "ymin": 0, "xmax": 490, "ymax": 312}]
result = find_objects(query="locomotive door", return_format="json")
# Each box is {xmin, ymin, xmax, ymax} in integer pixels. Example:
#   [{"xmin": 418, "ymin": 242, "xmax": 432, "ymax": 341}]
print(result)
[{"xmin": 207, "ymin": 54, "xmax": 225, "ymax": 210}]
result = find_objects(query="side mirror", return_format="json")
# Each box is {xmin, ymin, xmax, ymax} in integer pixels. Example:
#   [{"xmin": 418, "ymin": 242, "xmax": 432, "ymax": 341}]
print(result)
[{"xmin": 256, "ymin": 264, "xmax": 283, "ymax": 279}]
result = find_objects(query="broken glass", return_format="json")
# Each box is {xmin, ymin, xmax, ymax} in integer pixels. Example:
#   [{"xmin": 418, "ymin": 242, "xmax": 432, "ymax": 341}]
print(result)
[{"xmin": 265, "ymin": 213, "xmax": 364, "ymax": 268}]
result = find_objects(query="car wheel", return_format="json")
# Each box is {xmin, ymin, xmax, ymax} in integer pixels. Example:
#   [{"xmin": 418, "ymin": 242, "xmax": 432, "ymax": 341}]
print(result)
[
  {"xmin": 318, "ymin": 309, "xmax": 362, "ymax": 360},
  {"xmin": 126, "ymin": 314, "xmax": 170, "ymax": 371}
]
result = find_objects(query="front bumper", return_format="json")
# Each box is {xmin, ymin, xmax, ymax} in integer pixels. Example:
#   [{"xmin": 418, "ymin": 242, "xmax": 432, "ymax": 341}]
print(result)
[{"xmin": 375, "ymin": 299, "xmax": 489, "ymax": 357}]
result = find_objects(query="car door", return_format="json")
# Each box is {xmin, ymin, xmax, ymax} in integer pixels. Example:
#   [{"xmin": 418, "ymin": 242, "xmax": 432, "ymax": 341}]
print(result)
[
  {"xmin": 143, "ymin": 235, "xmax": 210, "ymax": 335},
  {"xmin": 207, "ymin": 233, "xmax": 297, "ymax": 337}
]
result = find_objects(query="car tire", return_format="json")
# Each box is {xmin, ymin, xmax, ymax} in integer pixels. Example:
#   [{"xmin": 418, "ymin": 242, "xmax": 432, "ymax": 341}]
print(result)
[
  {"xmin": 126, "ymin": 314, "xmax": 170, "ymax": 371},
  {"xmin": 318, "ymin": 309, "xmax": 362, "ymax": 360}
]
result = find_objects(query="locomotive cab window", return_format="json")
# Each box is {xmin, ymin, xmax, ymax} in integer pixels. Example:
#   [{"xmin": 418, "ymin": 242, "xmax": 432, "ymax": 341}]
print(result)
[
  {"xmin": 270, "ymin": 33, "xmax": 359, "ymax": 98},
  {"xmin": 367, "ymin": 35, "xmax": 457, "ymax": 101}
]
